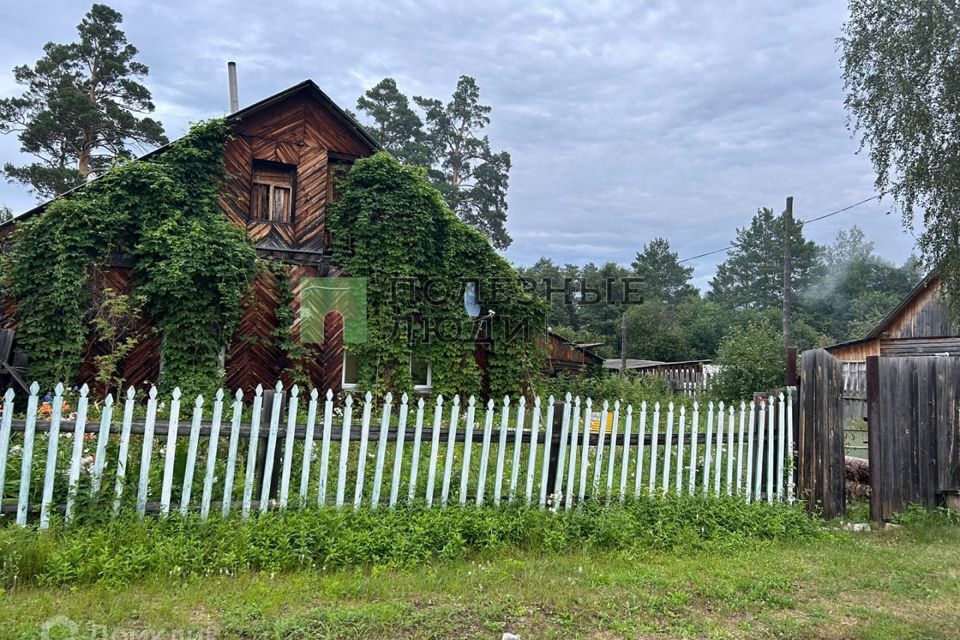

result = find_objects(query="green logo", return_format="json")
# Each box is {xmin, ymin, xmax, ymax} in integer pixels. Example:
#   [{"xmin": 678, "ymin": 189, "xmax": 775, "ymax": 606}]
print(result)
[{"xmin": 301, "ymin": 278, "xmax": 367, "ymax": 345}]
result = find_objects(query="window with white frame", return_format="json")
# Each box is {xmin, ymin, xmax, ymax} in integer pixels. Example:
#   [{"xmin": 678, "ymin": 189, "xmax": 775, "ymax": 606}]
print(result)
[
  {"xmin": 411, "ymin": 356, "xmax": 432, "ymax": 391},
  {"xmin": 342, "ymin": 351, "xmax": 359, "ymax": 390}
]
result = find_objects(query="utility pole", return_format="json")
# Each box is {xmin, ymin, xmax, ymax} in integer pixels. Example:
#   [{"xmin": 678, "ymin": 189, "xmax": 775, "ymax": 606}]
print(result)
[{"xmin": 783, "ymin": 196, "xmax": 793, "ymax": 350}]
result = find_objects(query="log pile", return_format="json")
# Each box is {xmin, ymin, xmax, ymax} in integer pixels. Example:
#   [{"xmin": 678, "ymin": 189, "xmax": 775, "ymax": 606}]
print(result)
[{"xmin": 846, "ymin": 456, "xmax": 870, "ymax": 500}]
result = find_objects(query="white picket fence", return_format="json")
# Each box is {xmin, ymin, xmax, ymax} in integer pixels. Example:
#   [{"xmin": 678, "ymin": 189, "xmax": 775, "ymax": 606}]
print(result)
[{"xmin": 0, "ymin": 382, "xmax": 795, "ymax": 528}]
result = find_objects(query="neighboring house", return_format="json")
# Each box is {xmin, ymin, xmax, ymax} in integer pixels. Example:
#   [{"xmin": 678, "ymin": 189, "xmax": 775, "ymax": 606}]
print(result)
[
  {"xmin": 826, "ymin": 273, "xmax": 957, "ymax": 387},
  {"xmin": 0, "ymin": 80, "xmax": 576, "ymax": 395},
  {"xmin": 541, "ymin": 331, "xmax": 604, "ymax": 376}
]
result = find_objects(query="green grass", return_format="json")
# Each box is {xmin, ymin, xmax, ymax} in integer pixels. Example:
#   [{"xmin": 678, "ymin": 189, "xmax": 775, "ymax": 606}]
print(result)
[
  {"xmin": 3, "ymin": 524, "xmax": 960, "ymax": 639},
  {"xmin": 2, "ymin": 503, "xmax": 959, "ymax": 639}
]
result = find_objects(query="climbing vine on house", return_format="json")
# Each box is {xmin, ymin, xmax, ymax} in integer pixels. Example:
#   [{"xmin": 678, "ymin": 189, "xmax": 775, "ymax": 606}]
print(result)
[
  {"xmin": 0, "ymin": 119, "xmax": 258, "ymax": 394},
  {"xmin": 328, "ymin": 152, "xmax": 546, "ymax": 398}
]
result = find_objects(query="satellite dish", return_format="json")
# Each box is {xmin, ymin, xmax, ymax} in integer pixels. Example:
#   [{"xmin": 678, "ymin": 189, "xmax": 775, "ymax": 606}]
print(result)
[{"xmin": 463, "ymin": 281, "xmax": 481, "ymax": 318}]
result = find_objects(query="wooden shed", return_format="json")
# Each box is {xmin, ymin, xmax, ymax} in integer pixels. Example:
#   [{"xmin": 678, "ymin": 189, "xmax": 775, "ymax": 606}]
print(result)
[{"xmin": 0, "ymin": 80, "xmax": 574, "ymax": 395}]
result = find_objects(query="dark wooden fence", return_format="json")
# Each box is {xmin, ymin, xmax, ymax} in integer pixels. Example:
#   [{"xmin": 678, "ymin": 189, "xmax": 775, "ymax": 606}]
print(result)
[
  {"xmin": 798, "ymin": 349, "xmax": 845, "ymax": 519},
  {"xmin": 867, "ymin": 355, "xmax": 960, "ymax": 522}
]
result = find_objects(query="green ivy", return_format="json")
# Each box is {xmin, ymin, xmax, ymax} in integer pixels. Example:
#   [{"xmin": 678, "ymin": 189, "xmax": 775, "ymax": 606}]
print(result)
[
  {"xmin": 328, "ymin": 152, "xmax": 546, "ymax": 398},
  {"xmin": 1, "ymin": 120, "xmax": 258, "ymax": 396}
]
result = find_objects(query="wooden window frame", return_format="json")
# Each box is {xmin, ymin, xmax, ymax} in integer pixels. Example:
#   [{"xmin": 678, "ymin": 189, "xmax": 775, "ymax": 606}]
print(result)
[
  {"xmin": 251, "ymin": 159, "xmax": 297, "ymax": 225},
  {"xmin": 411, "ymin": 355, "xmax": 432, "ymax": 392},
  {"xmin": 342, "ymin": 351, "xmax": 359, "ymax": 390}
]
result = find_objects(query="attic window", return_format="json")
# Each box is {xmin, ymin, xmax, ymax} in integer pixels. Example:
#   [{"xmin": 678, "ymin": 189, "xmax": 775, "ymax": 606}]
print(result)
[{"xmin": 252, "ymin": 161, "xmax": 295, "ymax": 223}]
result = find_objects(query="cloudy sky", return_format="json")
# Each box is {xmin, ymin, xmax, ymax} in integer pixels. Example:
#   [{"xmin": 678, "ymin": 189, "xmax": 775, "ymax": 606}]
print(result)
[{"xmin": 1, "ymin": 0, "xmax": 918, "ymax": 289}]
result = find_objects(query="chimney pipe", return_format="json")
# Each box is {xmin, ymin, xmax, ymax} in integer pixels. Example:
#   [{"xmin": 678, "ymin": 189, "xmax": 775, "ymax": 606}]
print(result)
[{"xmin": 227, "ymin": 62, "xmax": 239, "ymax": 113}]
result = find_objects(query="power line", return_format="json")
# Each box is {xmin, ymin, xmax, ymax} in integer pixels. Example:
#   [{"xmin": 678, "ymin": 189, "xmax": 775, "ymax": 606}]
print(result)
[{"xmin": 677, "ymin": 195, "xmax": 881, "ymax": 264}]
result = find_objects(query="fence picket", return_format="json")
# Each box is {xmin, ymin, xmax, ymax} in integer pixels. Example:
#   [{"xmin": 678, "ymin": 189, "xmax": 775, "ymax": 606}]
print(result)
[
  {"xmin": 318, "ymin": 390, "xmax": 334, "ymax": 505},
  {"xmin": 460, "ymin": 396, "xmax": 477, "ymax": 505},
  {"xmin": 702, "ymin": 401, "xmax": 714, "ymax": 493},
  {"xmin": 592, "ymin": 400, "xmax": 608, "ymax": 493},
  {"xmin": 179, "ymin": 395, "xmax": 204, "ymax": 515},
  {"xmin": 606, "ymin": 400, "xmax": 620, "ymax": 496},
  {"xmin": 259, "ymin": 382, "xmax": 285, "ymax": 513},
  {"xmin": 675, "ymin": 406, "xmax": 686, "ymax": 493},
  {"xmin": 662, "ymin": 402, "xmax": 674, "ymax": 495},
  {"xmin": 40, "ymin": 383, "xmax": 65, "ymax": 530},
  {"xmin": 713, "ymin": 402, "xmax": 724, "ymax": 497},
  {"xmin": 525, "ymin": 396, "xmax": 541, "ymax": 504},
  {"xmin": 776, "ymin": 391, "xmax": 786, "ymax": 502},
  {"xmin": 766, "ymin": 394, "xmax": 775, "ymax": 504},
  {"xmin": 242, "ymin": 385, "xmax": 264, "ymax": 518},
  {"xmin": 509, "ymin": 396, "xmax": 525, "ymax": 501},
  {"xmin": 354, "ymin": 391, "xmax": 374, "ymax": 509},
  {"xmin": 441, "ymin": 395, "xmax": 460, "ymax": 507},
  {"xmin": 565, "ymin": 397, "xmax": 581, "ymax": 509},
  {"xmin": 787, "ymin": 387, "xmax": 795, "ymax": 504},
  {"xmin": 65, "ymin": 384, "xmax": 90, "ymax": 525},
  {"xmin": 371, "ymin": 392, "xmax": 393, "ymax": 508},
  {"xmin": 390, "ymin": 393, "xmax": 409, "ymax": 507},
  {"xmin": 426, "ymin": 395, "xmax": 444, "ymax": 507},
  {"xmin": 539, "ymin": 396, "xmax": 555, "ymax": 506},
  {"xmin": 136, "ymin": 386, "xmax": 159, "ymax": 519},
  {"xmin": 200, "ymin": 389, "xmax": 225, "ymax": 520},
  {"xmin": 494, "ymin": 396, "xmax": 510, "ymax": 506},
  {"xmin": 159, "ymin": 387, "xmax": 182, "ymax": 518},
  {"xmin": 634, "ymin": 402, "xmax": 646, "ymax": 497},
  {"xmin": 91, "ymin": 392, "xmax": 114, "ymax": 496},
  {"xmin": 335, "ymin": 394, "xmax": 353, "ymax": 508},
  {"xmin": 726, "ymin": 405, "xmax": 735, "ymax": 496},
  {"xmin": 578, "ymin": 398, "xmax": 592, "ymax": 503},
  {"xmin": 619, "ymin": 404, "xmax": 633, "ymax": 500},
  {"xmin": 0, "ymin": 389, "xmax": 14, "ymax": 516},
  {"xmin": 754, "ymin": 399, "xmax": 766, "ymax": 502},
  {"xmin": 688, "ymin": 401, "xmax": 700, "ymax": 494},
  {"xmin": 300, "ymin": 389, "xmax": 319, "ymax": 505},
  {"xmin": 279, "ymin": 385, "xmax": 300, "ymax": 510},
  {"xmin": 114, "ymin": 388, "xmax": 135, "ymax": 515},
  {"xmin": 647, "ymin": 402, "xmax": 660, "ymax": 494},
  {"xmin": 476, "ymin": 398, "xmax": 495, "ymax": 505},
  {"xmin": 16, "ymin": 383, "xmax": 40, "ymax": 526},
  {"xmin": 407, "ymin": 397, "xmax": 425, "ymax": 504},
  {"xmin": 745, "ymin": 400, "xmax": 756, "ymax": 502},
  {"xmin": 221, "ymin": 389, "xmax": 244, "ymax": 518}
]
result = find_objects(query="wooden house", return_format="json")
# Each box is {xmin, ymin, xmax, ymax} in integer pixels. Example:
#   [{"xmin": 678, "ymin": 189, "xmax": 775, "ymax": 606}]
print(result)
[{"xmin": 0, "ymin": 80, "xmax": 589, "ymax": 395}]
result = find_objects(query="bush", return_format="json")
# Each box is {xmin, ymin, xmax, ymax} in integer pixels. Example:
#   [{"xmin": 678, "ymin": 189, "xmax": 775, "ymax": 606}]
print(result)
[
  {"xmin": 711, "ymin": 318, "xmax": 786, "ymax": 401},
  {"xmin": 0, "ymin": 497, "xmax": 818, "ymax": 589}
]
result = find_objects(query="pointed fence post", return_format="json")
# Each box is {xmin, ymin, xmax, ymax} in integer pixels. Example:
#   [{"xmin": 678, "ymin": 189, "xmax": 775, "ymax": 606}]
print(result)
[
  {"xmin": 40, "ymin": 383, "xmax": 66, "ymax": 529},
  {"xmin": 222, "ymin": 389, "xmax": 244, "ymax": 518},
  {"xmin": 159, "ymin": 387, "xmax": 182, "ymax": 518},
  {"xmin": 136, "ymin": 387, "xmax": 159, "ymax": 519},
  {"xmin": 65, "ymin": 384, "xmax": 90, "ymax": 525},
  {"xmin": 180, "ymin": 394, "xmax": 204, "ymax": 515}
]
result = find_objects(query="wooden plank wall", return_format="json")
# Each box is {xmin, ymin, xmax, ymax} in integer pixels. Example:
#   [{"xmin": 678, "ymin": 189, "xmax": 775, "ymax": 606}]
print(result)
[
  {"xmin": 798, "ymin": 348, "xmax": 845, "ymax": 518},
  {"xmin": 868, "ymin": 355, "xmax": 960, "ymax": 522}
]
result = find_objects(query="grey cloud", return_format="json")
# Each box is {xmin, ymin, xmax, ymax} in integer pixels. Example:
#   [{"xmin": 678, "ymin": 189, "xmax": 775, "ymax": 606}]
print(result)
[{"xmin": 0, "ymin": 0, "xmax": 917, "ymax": 284}]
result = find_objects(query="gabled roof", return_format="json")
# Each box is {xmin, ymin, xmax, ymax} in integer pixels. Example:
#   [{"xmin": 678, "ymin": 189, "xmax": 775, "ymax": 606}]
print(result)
[
  {"xmin": 863, "ymin": 270, "xmax": 938, "ymax": 340},
  {"xmin": 0, "ymin": 79, "xmax": 381, "ymax": 230},
  {"xmin": 824, "ymin": 270, "xmax": 937, "ymax": 351}
]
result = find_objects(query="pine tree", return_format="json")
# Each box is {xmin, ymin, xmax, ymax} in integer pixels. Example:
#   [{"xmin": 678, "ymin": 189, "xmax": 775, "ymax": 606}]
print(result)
[
  {"xmin": 708, "ymin": 207, "xmax": 820, "ymax": 310},
  {"xmin": 0, "ymin": 4, "xmax": 167, "ymax": 199},
  {"xmin": 355, "ymin": 76, "xmax": 512, "ymax": 249},
  {"xmin": 630, "ymin": 237, "xmax": 697, "ymax": 305}
]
